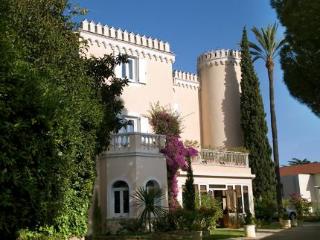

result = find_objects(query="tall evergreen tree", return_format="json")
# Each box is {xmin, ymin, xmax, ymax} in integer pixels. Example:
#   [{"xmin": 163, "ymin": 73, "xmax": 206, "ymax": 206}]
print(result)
[
  {"xmin": 183, "ymin": 157, "xmax": 195, "ymax": 211},
  {"xmin": 240, "ymin": 28, "xmax": 276, "ymax": 201}
]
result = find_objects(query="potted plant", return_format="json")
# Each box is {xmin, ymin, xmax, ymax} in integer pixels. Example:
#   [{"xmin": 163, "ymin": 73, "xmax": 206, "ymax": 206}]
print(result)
[
  {"xmin": 244, "ymin": 212, "xmax": 256, "ymax": 238},
  {"xmin": 279, "ymin": 210, "xmax": 291, "ymax": 229}
]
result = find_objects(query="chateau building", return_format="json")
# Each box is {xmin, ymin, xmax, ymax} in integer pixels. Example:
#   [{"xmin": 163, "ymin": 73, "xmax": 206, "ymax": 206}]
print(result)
[{"xmin": 80, "ymin": 20, "xmax": 255, "ymax": 223}]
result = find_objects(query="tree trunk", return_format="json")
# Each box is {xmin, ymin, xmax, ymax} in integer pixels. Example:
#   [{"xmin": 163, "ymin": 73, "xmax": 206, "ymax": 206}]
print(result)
[{"xmin": 267, "ymin": 65, "xmax": 283, "ymax": 216}]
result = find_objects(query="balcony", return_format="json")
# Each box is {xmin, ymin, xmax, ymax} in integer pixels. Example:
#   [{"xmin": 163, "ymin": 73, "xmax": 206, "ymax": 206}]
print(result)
[
  {"xmin": 107, "ymin": 133, "xmax": 249, "ymax": 168},
  {"xmin": 107, "ymin": 132, "xmax": 166, "ymax": 154},
  {"xmin": 196, "ymin": 149, "xmax": 249, "ymax": 168}
]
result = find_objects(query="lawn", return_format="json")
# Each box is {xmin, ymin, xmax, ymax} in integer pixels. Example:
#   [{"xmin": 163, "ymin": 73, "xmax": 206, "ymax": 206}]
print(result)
[{"xmin": 205, "ymin": 228, "xmax": 245, "ymax": 239}]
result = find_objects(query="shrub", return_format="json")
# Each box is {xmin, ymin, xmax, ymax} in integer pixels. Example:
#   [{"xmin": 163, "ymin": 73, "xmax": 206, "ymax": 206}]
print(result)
[
  {"xmin": 255, "ymin": 197, "xmax": 277, "ymax": 221},
  {"xmin": 289, "ymin": 193, "xmax": 311, "ymax": 219},
  {"xmin": 244, "ymin": 212, "xmax": 255, "ymax": 225}
]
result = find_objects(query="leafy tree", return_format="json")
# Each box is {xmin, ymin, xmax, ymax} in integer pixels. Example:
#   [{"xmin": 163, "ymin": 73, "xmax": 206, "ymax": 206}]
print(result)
[
  {"xmin": 250, "ymin": 23, "xmax": 285, "ymax": 216},
  {"xmin": 0, "ymin": 0, "xmax": 127, "ymax": 238},
  {"xmin": 132, "ymin": 187, "xmax": 165, "ymax": 232},
  {"xmin": 240, "ymin": 28, "xmax": 276, "ymax": 202},
  {"xmin": 288, "ymin": 158, "xmax": 311, "ymax": 166},
  {"xmin": 271, "ymin": 0, "xmax": 320, "ymax": 117}
]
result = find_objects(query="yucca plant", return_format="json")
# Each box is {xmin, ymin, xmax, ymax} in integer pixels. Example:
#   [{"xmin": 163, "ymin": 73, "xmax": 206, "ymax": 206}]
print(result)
[
  {"xmin": 132, "ymin": 187, "xmax": 166, "ymax": 232},
  {"xmin": 249, "ymin": 23, "xmax": 285, "ymax": 216}
]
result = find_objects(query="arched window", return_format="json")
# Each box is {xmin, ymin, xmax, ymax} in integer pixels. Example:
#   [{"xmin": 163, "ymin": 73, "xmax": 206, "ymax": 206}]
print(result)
[
  {"xmin": 146, "ymin": 180, "xmax": 161, "ymax": 206},
  {"xmin": 146, "ymin": 180, "xmax": 160, "ymax": 192},
  {"xmin": 112, "ymin": 181, "xmax": 129, "ymax": 217}
]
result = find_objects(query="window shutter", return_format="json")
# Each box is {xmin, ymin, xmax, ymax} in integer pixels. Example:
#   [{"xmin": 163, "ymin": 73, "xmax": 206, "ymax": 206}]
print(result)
[
  {"xmin": 140, "ymin": 117, "xmax": 149, "ymax": 133},
  {"xmin": 115, "ymin": 64, "xmax": 121, "ymax": 78},
  {"xmin": 138, "ymin": 59, "xmax": 147, "ymax": 84}
]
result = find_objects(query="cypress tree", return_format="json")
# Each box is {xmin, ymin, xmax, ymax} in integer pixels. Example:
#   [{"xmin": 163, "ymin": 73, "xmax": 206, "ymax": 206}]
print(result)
[
  {"xmin": 183, "ymin": 157, "xmax": 195, "ymax": 211},
  {"xmin": 239, "ymin": 28, "xmax": 276, "ymax": 201}
]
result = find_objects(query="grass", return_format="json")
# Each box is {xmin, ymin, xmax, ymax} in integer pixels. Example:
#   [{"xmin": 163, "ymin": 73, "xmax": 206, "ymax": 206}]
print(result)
[{"xmin": 205, "ymin": 228, "xmax": 245, "ymax": 239}]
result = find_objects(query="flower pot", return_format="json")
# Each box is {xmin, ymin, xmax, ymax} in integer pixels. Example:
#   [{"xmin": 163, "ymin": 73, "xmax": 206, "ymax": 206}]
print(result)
[
  {"xmin": 244, "ymin": 224, "xmax": 256, "ymax": 238},
  {"xmin": 280, "ymin": 219, "xmax": 291, "ymax": 229},
  {"xmin": 291, "ymin": 219, "xmax": 298, "ymax": 227}
]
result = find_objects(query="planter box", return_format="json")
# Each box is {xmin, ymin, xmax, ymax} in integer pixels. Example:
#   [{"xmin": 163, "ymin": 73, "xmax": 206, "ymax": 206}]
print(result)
[
  {"xmin": 244, "ymin": 225, "xmax": 256, "ymax": 238},
  {"xmin": 280, "ymin": 219, "xmax": 291, "ymax": 229}
]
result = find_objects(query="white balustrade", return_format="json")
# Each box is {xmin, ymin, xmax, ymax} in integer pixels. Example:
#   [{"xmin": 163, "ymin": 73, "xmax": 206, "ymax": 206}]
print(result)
[
  {"xmin": 198, "ymin": 149, "xmax": 249, "ymax": 167},
  {"xmin": 108, "ymin": 133, "xmax": 166, "ymax": 153}
]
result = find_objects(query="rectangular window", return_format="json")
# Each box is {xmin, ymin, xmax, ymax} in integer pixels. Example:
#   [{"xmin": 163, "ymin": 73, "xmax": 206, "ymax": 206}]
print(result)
[
  {"xmin": 121, "ymin": 57, "xmax": 137, "ymax": 82},
  {"xmin": 123, "ymin": 190, "xmax": 129, "ymax": 213},
  {"xmin": 209, "ymin": 184, "xmax": 226, "ymax": 189},
  {"xmin": 114, "ymin": 191, "xmax": 120, "ymax": 213}
]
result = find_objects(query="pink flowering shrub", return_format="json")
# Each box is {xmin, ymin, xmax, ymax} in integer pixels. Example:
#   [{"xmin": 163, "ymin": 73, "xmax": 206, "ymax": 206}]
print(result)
[
  {"xmin": 148, "ymin": 103, "xmax": 198, "ymax": 209},
  {"xmin": 289, "ymin": 193, "xmax": 311, "ymax": 219}
]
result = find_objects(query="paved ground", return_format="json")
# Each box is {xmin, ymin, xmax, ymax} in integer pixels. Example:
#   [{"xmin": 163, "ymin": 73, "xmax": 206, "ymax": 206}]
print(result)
[
  {"xmin": 261, "ymin": 222, "xmax": 320, "ymax": 240},
  {"xmin": 228, "ymin": 222, "xmax": 320, "ymax": 240}
]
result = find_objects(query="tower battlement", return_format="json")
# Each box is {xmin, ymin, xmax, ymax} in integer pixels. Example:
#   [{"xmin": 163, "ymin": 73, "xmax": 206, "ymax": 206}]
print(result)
[
  {"xmin": 81, "ymin": 20, "xmax": 171, "ymax": 53},
  {"xmin": 173, "ymin": 70, "xmax": 199, "ymax": 90},
  {"xmin": 197, "ymin": 49, "xmax": 241, "ymax": 68}
]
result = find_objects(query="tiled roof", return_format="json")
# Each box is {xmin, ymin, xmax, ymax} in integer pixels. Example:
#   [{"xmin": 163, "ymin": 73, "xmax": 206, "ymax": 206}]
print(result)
[{"xmin": 280, "ymin": 162, "xmax": 320, "ymax": 176}]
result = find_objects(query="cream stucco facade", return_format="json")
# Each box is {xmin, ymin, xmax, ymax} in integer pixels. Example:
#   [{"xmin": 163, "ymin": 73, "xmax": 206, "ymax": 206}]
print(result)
[{"xmin": 80, "ymin": 20, "xmax": 255, "ymax": 225}]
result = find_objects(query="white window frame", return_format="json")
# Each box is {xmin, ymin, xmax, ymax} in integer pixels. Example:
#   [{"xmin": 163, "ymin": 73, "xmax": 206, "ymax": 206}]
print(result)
[
  {"xmin": 112, "ymin": 183, "xmax": 130, "ymax": 218},
  {"xmin": 121, "ymin": 57, "xmax": 138, "ymax": 82}
]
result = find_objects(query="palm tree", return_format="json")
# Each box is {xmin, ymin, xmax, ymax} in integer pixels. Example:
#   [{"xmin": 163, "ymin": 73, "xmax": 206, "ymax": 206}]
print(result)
[
  {"xmin": 289, "ymin": 158, "xmax": 311, "ymax": 166},
  {"xmin": 132, "ymin": 187, "xmax": 166, "ymax": 232},
  {"xmin": 249, "ymin": 23, "xmax": 285, "ymax": 216}
]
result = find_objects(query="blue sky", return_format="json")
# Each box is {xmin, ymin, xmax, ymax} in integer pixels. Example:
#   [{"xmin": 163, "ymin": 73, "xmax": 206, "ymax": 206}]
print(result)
[{"xmin": 72, "ymin": 0, "xmax": 320, "ymax": 165}]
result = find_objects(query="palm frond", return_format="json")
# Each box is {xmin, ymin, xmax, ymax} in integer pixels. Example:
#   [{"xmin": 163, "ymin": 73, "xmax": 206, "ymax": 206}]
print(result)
[{"xmin": 250, "ymin": 22, "xmax": 284, "ymax": 63}]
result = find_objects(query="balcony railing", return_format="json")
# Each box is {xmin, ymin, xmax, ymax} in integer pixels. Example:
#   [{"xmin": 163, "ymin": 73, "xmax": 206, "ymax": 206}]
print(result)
[
  {"xmin": 107, "ymin": 132, "xmax": 166, "ymax": 154},
  {"xmin": 196, "ymin": 149, "xmax": 249, "ymax": 168}
]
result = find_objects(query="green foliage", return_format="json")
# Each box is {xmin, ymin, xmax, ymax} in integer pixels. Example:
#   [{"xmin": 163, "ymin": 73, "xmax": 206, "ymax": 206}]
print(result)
[
  {"xmin": 0, "ymin": 0, "xmax": 127, "ymax": 238},
  {"xmin": 255, "ymin": 196, "xmax": 277, "ymax": 221},
  {"xmin": 183, "ymin": 157, "xmax": 195, "ymax": 211},
  {"xmin": 92, "ymin": 192, "xmax": 103, "ymax": 238},
  {"xmin": 132, "ymin": 187, "xmax": 166, "ymax": 232},
  {"xmin": 154, "ymin": 207, "xmax": 222, "ymax": 232},
  {"xmin": 271, "ymin": 0, "xmax": 320, "ymax": 117},
  {"xmin": 240, "ymin": 27, "xmax": 276, "ymax": 201},
  {"xmin": 244, "ymin": 212, "xmax": 255, "ymax": 225}
]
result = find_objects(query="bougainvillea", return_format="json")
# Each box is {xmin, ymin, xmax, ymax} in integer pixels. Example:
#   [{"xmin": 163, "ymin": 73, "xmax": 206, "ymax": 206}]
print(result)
[{"xmin": 147, "ymin": 103, "xmax": 198, "ymax": 209}]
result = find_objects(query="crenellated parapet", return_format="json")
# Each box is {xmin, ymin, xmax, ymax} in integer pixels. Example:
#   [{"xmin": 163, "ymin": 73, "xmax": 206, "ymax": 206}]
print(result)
[
  {"xmin": 173, "ymin": 70, "xmax": 199, "ymax": 90},
  {"xmin": 80, "ymin": 20, "xmax": 174, "ymax": 64},
  {"xmin": 197, "ymin": 49, "xmax": 241, "ymax": 69}
]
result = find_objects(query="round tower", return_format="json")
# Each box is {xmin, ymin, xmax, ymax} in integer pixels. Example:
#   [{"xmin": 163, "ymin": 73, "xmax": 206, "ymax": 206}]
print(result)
[{"xmin": 198, "ymin": 49, "xmax": 243, "ymax": 149}]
